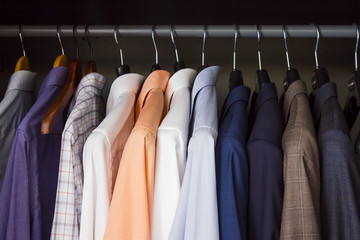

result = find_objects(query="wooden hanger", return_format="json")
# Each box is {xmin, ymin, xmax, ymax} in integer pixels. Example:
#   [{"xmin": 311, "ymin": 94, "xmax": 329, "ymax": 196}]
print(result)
[
  {"xmin": 53, "ymin": 25, "xmax": 67, "ymax": 68},
  {"xmin": 85, "ymin": 25, "xmax": 97, "ymax": 74},
  {"xmin": 15, "ymin": 25, "xmax": 30, "ymax": 72},
  {"xmin": 41, "ymin": 25, "xmax": 82, "ymax": 134}
]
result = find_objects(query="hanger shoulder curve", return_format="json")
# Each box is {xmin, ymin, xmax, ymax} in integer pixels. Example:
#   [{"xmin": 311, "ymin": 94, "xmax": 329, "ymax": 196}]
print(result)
[
  {"xmin": 53, "ymin": 54, "xmax": 68, "ymax": 68},
  {"xmin": 86, "ymin": 60, "xmax": 97, "ymax": 74},
  {"xmin": 42, "ymin": 60, "xmax": 81, "ymax": 134},
  {"xmin": 15, "ymin": 56, "xmax": 30, "ymax": 72}
]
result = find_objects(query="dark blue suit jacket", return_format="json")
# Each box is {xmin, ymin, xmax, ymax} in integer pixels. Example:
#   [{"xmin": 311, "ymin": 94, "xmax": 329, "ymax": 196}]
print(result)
[
  {"xmin": 247, "ymin": 83, "xmax": 284, "ymax": 240},
  {"xmin": 215, "ymin": 85, "xmax": 250, "ymax": 240},
  {"xmin": 314, "ymin": 82, "xmax": 360, "ymax": 239}
]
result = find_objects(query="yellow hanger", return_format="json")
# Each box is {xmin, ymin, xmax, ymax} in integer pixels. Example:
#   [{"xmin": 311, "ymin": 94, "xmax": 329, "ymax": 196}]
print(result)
[
  {"xmin": 42, "ymin": 25, "xmax": 82, "ymax": 134},
  {"xmin": 53, "ymin": 25, "xmax": 67, "ymax": 68},
  {"xmin": 15, "ymin": 25, "xmax": 30, "ymax": 72}
]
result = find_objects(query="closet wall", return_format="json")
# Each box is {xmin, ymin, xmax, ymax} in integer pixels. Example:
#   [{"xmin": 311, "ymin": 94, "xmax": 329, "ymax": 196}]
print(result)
[{"xmin": 0, "ymin": 35, "xmax": 355, "ymax": 112}]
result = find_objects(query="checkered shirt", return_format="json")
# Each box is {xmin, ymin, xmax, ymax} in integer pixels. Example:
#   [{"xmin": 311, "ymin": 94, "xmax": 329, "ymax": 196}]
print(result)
[{"xmin": 51, "ymin": 73, "xmax": 106, "ymax": 240}]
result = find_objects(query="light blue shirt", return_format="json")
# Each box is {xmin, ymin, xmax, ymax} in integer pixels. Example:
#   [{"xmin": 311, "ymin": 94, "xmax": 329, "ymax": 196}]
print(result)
[{"xmin": 169, "ymin": 66, "xmax": 220, "ymax": 240}]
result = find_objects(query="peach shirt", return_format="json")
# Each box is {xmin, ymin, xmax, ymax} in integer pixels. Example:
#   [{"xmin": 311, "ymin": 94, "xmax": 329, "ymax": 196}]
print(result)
[{"xmin": 103, "ymin": 70, "xmax": 170, "ymax": 240}]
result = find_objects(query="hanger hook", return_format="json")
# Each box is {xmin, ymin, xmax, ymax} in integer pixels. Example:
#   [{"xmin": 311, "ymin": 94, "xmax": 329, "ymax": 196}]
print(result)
[
  {"xmin": 19, "ymin": 25, "xmax": 26, "ymax": 57},
  {"xmin": 73, "ymin": 25, "xmax": 79, "ymax": 59},
  {"xmin": 282, "ymin": 25, "xmax": 291, "ymax": 70},
  {"xmin": 313, "ymin": 24, "xmax": 320, "ymax": 69},
  {"xmin": 152, "ymin": 24, "xmax": 159, "ymax": 65},
  {"xmin": 170, "ymin": 25, "xmax": 180, "ymax": 63},
  {"xmin": 202, "ymin": 24, "xmax": 207, "ymax": 66},
  {"xmin": 85, "ymin": 24, "xmax": 94, "ymax": 61},
  {"xmin": 57, "ymin": 25, "xmax": 65, "ymax": 55},
  {"xmin": 256, "ymin": 25, "xmax": 262, "ymax": 70},
  {"xmin": 233, "ymin": 24, "xmax": 238, "ymax": 71},
  {"xmin": 114, "ymin": 25, "xmax": 124, "ymax": 66},
  {"xmin": 354, "ymin": 23, "xmax": 359, "ymax": 70}
]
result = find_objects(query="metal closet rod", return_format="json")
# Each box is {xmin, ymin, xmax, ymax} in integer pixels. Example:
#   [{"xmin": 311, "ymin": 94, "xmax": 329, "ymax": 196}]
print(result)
[{"xmin": 0, "ymin": 25, "xmax": 357, "ymax": 38}]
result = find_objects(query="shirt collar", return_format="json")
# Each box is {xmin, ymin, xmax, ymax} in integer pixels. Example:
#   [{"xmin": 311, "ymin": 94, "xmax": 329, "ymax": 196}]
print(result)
[
  {"xmin": 5, "ymin": 70, "xmax": 37, "ymax": 94},
  {"xmin": 107, "ymin": 73, "xmax": 144, "ymax": 109},
  {"xmin": 254, "ymin": 82, "xmax": 278, "ymax": 116},
  {"xmin": 74, "ymin": 72, "xmax": 107, "ymax": 98},
  {"xmin": 191, "ymin": 66, "xmax": 220, "ymax": 115},
  {"xmin": 221, "ymin": 85, "xmax": 250, "ymax": 122},
  {"xmin": 136, "ymin": 70, "xmax": 170, "ymax": 119},
  {"xmin": 313, "ymin": 81, "xmax": 338, "ymax": 123},
  {"xmin": 283, "ymin": 79, "xmax": 307, "ymax": 124},
  {"xmin": 165, "ymin": 68, "xmax": 196, "ymax": 110},
  {"xmin": 37, "ymin": 66, "xmax": 68, "ymax": 98}
]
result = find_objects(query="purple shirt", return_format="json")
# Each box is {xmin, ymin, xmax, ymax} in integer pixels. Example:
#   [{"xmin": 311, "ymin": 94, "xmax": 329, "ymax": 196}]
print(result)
[{"xmin": 0, "ymin": 66, "xmax": 68, "ymax": 240}]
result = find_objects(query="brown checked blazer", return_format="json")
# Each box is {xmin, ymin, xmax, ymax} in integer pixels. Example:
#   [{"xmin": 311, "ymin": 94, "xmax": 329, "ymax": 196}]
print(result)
[{"xmin": 280, "ymin": 80, "xmax": 321, "ymax": 240}]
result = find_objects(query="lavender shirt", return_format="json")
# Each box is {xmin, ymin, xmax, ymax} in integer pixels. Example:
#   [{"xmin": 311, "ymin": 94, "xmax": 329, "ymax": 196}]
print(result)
[{"xmin": 0, "ymin": 66, "xmax": 68, "ymax": 240}]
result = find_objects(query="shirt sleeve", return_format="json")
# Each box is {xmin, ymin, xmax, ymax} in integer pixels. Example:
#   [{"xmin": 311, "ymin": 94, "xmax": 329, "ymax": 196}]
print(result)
[
  {"xmin": 0, "ymin": 130, "xmax": 41, "ymax": 240},
  {"xmin": 169, "ymin": 129, "xmax": 219, "ymax": 240},
  {"xmin": 152, "ymin": 129, "xmax": 186, "ymax": 240},
  {"xmin": 80, "ymin": 132, "xmax": 111, "ymax": 240},
  {"xmin": 103, "ymin": 128, "xmax": 156, "ymax": 240}
]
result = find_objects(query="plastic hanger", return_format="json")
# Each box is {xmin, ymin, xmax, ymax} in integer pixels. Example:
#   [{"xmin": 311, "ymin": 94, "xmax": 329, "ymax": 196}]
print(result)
[
  {"xmin": 85, "ymin": 25, "xmax": 97, "ymax": 74},
  {"xmin": 53, "ymin": 25, "xmax": 68, "ymax": 68},
  {"xmin": 256, "ymin": 25, "xmax": 270, "ymax": 91},
  {"xmin": 282, "ymin": 25, "xmax": 300, "ymax": 91},
  {"xmin": 41, "ymin": 25, "xmax": 82, "ymax": 134},
  {"xmin": 15, "ymin": 25, "xmax": 30, "ymax": 72},
  {"xmin": 313, "ymin": 24, "xmax": 330, "ymax": 88},
  {"xmin": 229, "ymin": 24, "xmax": 243, "ymax": 91},
  {"xmin": 150, "ymin": 24, "xmax": 161, "ymax": 72},
  {"xmin": 114, "ymin": 25, "xmax": 130, "ymax": 76},
  {"xmin": 344, "ymin": 24, "xmax": 360, "ymax": 130},
  {"xmin": 170, "ymin": 25, "xmax": 185, "ymax": 73},
  {"xmin": 197, "ymin": 24, "xmax": 209, "ymax": 73}
]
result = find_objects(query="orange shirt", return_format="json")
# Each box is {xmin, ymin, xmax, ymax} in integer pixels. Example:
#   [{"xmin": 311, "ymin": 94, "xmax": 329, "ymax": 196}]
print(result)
[{"xmin": 103, "ymin": 70, "xmax": 170, "ymax": 240}]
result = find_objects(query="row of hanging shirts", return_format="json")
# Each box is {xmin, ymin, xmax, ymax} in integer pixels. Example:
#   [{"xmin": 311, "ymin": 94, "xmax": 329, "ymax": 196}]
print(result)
[{"xmin": 0, "ymin": 23, "xmax": 359, "ymax": 239}]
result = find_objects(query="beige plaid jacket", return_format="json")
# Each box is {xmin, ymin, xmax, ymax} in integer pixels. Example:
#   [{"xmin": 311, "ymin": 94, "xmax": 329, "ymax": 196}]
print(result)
[{"xmin": 281, "ymin": 80, "xmax": 321, "ymax": 240}]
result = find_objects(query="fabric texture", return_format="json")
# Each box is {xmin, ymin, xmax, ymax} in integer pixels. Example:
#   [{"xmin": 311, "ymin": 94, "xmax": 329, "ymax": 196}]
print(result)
[
  {"xmin": 103, "ymin": 70, "xmax": 170, "ymax": 240},
  {"xmin": 0, "ymin": 66, "xmax": 68, "ymax": 240},
  {"xmin": 215, "ymin": 85, "xmax": 250, "ymax": 240},
  {"xmin": 152, "ymin": 68, "xmax": 197, "ymax": 240},
  {"xmin": 0, "ymin": 70, "xmax": 37, "ymax": 191},
  {"xmin": 247, "ymin": 82, "xmax": 284, "ymax": 240},
  {"xmin": 50, "ymin": 73, "xmax": 107, "ymax": 240},
  {"xmin": 79, "ymin": 73, "xmax": 144, "ymax": 240},
  {"xmin": 313, "ymin": 82, "xmax": 360, "ymax": 239},
  {"xmin": 169, "ymin": 66, "xmax": 220, "ymax": 240},
  {"xmin": 280, "ymin": 80, "xmax": 321, "ymax": 240}
]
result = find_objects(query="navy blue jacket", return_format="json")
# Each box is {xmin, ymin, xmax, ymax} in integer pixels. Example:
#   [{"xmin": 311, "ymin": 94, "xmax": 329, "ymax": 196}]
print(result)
[
  {"xmin": 215, "ymin": 85, "xmax": 250, "ymax": 240},
  {"xmin": 247, "ymin": 83, "xmax": 284, "ymax": 240}
]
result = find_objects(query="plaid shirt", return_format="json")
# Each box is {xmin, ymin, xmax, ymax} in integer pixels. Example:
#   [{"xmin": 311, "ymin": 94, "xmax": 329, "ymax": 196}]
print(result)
[{"xmin": 51, "ymin": 73, "xmax": 106, "ymax": 240}]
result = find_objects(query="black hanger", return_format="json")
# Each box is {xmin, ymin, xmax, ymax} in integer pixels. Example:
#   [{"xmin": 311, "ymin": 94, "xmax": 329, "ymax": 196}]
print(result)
[
  {"xmin": 151, "ymin": 25, "xmax": 161, "ymax": 72},
  {"xmin": 229, "ymin": 25, "xmax": 243, "ymax": 91},
  {"xmin": 114, "ymin": 25, "xmax": 130, "ymax": 77},
  {"xmin": 313, "ymin": 24, "xmax": 330, "ymax": 88},
  {"xmin": 282, "ymin": 25, "xmax": 301, "ymax": 90},
  {"xmin": 344, "ymin": 25, "xmax": 360, "ymax": 130},
  {"xmin": 170, "ymin": 25, "xmax": 185, "ymax": 73},
  {"xmin": 256, "ymin": 25, "xmax": 270, "ymax": 90},
  {"xmin": 315, "ymin": 67, "xmax": 330, "ymax": 88}
]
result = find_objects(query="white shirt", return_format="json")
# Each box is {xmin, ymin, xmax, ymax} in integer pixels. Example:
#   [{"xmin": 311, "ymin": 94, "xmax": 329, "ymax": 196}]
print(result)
[
  {"xmin": 151, "ymin": 68, "xmax": 197, "ymax": 240},
  {"xmin": 169, "ymin": 66, "xmax": 220, "ymax": 240},
  {"xmin": 79, "ymin": 73, "xmax": 144, "ymax": 240}
]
